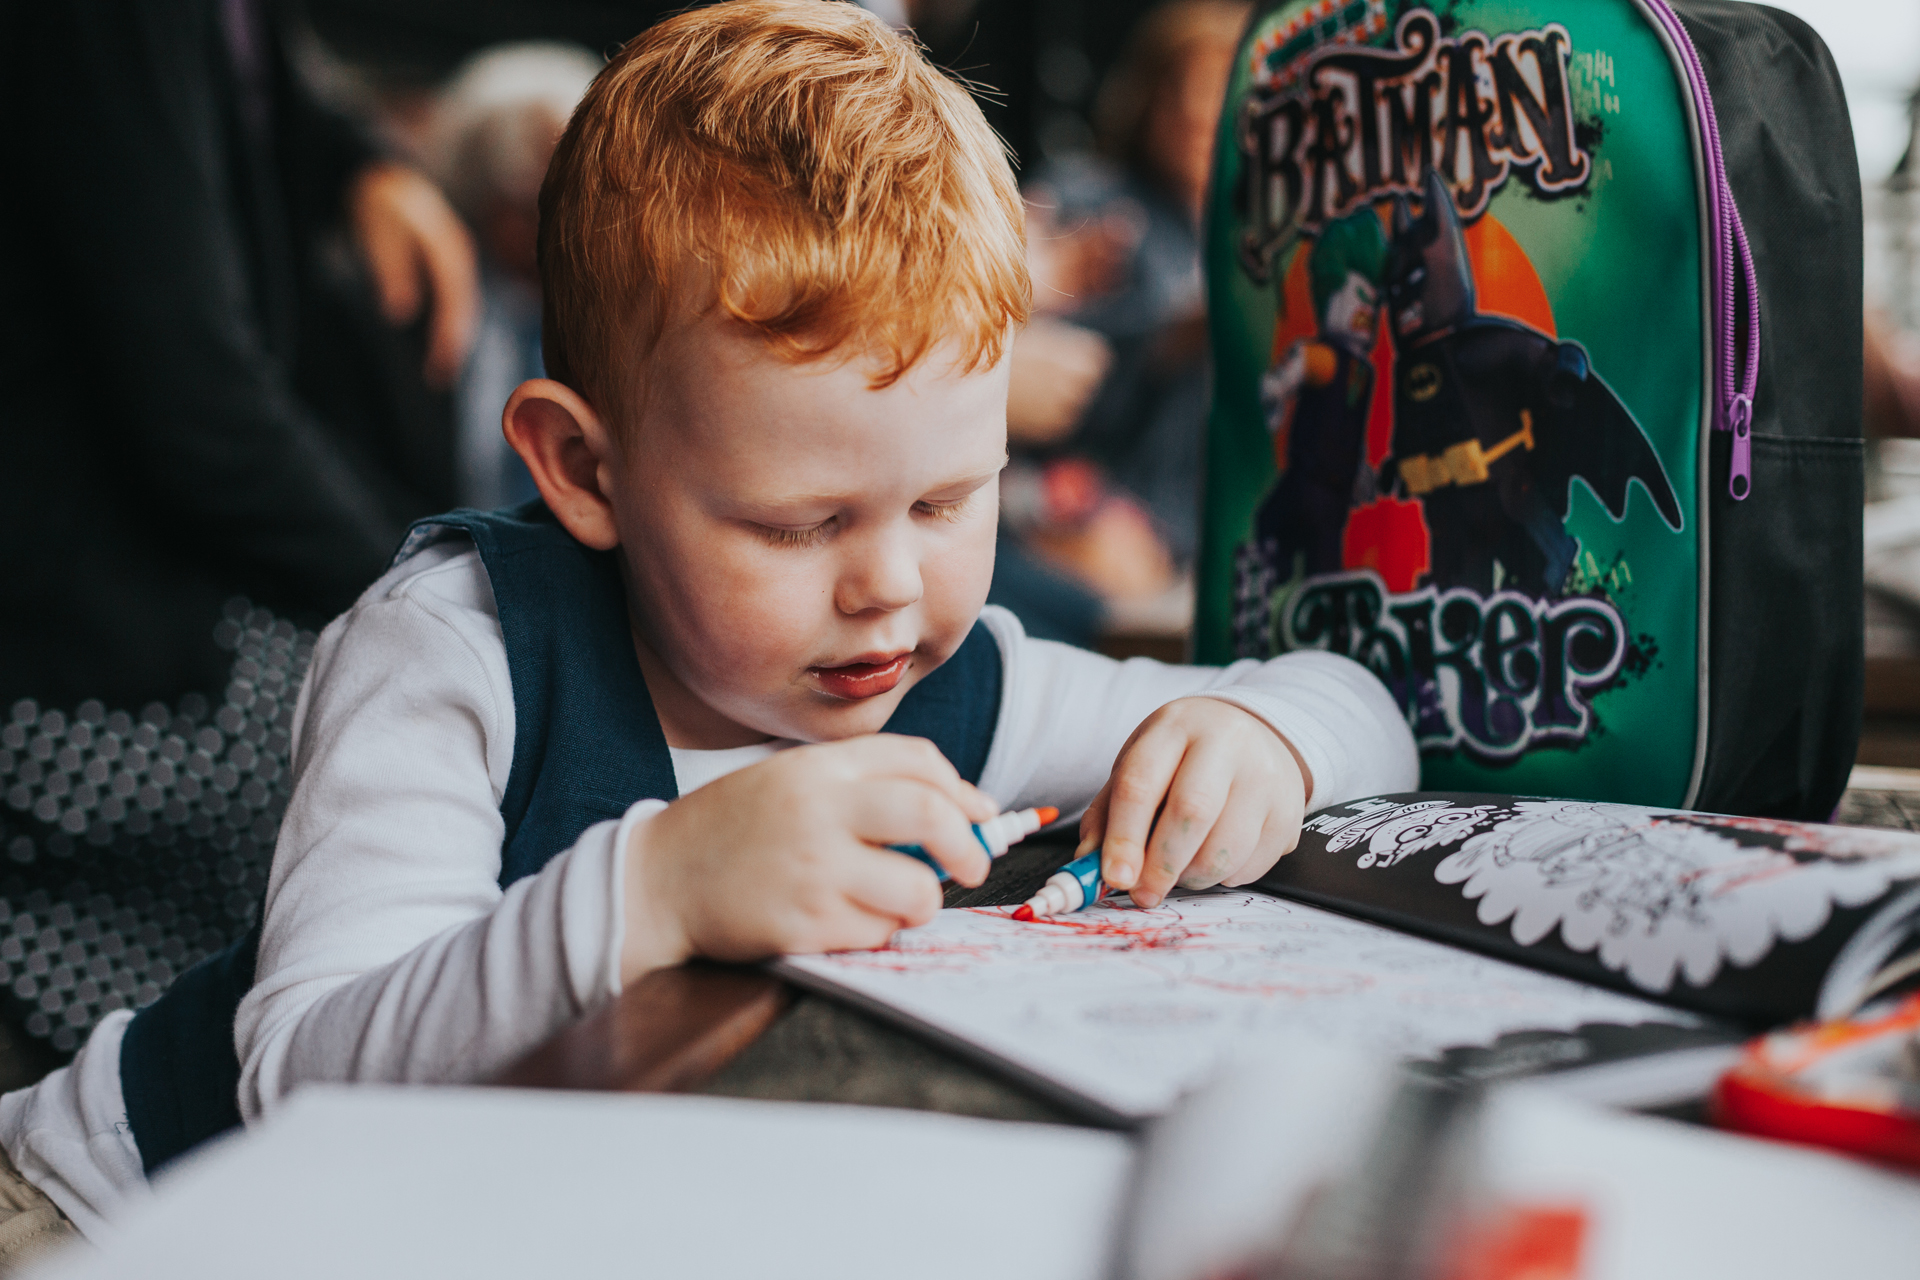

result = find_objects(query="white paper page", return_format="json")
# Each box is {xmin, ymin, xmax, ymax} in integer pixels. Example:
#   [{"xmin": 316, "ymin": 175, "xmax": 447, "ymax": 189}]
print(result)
[
  {"xmin": 32, "ymin": 1088, "xmax": 1133, "ymax": 1280},
  {"xmin": 780, "ymin": 889, "xmax": 1695, "ymax": 1120}
]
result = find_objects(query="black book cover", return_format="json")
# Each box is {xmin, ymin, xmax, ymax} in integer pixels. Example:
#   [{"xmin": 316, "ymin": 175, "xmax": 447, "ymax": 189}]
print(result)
[{"xmin": 1256, "ymin": 793, "xmax": 1920, "ymax": 1028}]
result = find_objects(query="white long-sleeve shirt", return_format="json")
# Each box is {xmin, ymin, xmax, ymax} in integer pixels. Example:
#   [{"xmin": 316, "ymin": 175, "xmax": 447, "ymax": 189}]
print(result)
[{"xmin": 0, "ymin": 540, "xmax": 1417, "ymax": 1238}]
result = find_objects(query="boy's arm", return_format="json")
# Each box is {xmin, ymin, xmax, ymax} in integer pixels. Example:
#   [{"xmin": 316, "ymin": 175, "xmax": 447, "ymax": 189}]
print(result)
[
  {"xmin": 974, "ymin": 606, "xmax": 1418, "ymax": 821},
  {"xmin": 234, "ymin": 547, "xmax": 633, "ymax": 1123},
  {"xmin": 239, "ymin": 547, "xmax": 995, "ymax": 1121}
]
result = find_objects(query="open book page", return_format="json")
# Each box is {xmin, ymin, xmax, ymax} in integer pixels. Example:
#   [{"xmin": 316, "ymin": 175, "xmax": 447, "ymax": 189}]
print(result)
[
  {"xmin": 1267, "ymin": 795, "xmax": 1920, "ymax": 1023},
  {"xmin": 777, "ymin": 890, "xmax": 1696, "ymax": 1122}
]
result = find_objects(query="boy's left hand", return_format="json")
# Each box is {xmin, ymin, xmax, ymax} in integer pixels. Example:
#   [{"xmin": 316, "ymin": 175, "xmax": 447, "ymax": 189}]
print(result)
[{"xmin": 1080, "ymin": 698, "xmax": 1311, "ymax": 909}]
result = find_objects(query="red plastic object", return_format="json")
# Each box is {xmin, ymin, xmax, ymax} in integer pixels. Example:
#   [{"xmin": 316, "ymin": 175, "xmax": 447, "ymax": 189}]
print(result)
[{"xmin": 1711, "ymin": 992, "xmax": 1920, "ymax": 1168}]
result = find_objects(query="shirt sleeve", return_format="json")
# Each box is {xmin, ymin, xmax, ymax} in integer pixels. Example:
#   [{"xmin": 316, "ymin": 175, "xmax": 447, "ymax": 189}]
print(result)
[
  {"xmin": 972, "ymin": 606, "xmax": 1419, "ymax": 820},
  {"xmin": 233, "ymin": 548, "xmax": 643, "ymax": 1124}
]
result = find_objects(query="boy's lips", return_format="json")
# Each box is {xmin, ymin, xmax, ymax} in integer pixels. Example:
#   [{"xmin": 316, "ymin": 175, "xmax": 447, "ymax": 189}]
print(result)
[{"xmin": 810, "ymin": 651, "xmax": 911, "ymax": 700}]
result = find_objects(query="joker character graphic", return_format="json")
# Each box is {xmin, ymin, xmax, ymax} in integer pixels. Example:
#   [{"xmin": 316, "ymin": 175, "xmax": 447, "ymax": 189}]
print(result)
[{"xmin": 1234, "ymin": 212, "xmax": 1387, "ymax": 655}]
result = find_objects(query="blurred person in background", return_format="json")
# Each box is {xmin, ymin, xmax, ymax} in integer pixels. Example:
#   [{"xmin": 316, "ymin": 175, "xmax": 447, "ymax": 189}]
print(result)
[
  {"xmin": 0, "ymin": 0, "xmax": 482, "ymax": 1098},
  {"xmin": 0, "ymin": 0, "xmax": 479, "ymax": 716},
  {"xmin": 1866, "ymin": 312, "xmax": 1920, "ymax": 440},
  {"xmin": 423, "ymin": 43, "xmax": 602, "ymax": 510},
  {"xmin": 992, "ymin": 0, "xmax": 1249, "ymax": 643}
]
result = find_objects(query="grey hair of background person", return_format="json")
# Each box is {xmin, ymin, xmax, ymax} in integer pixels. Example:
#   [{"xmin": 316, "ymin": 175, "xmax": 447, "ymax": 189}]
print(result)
[{"xmin": 425, "ymin": 43, "xmax": 604, "ymax": 228}]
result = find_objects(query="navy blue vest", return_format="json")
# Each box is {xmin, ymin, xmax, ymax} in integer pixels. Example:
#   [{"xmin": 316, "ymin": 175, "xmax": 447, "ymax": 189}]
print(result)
[{"xmin": 119, "ymin": 502, "xmax": 1003, "ymax": 1173}]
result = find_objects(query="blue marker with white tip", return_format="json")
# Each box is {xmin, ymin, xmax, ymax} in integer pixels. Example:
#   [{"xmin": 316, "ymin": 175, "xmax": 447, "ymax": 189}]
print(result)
[{"xmin": 1012, "ymin": 848, "xmax": 1106, "ymax": 920}]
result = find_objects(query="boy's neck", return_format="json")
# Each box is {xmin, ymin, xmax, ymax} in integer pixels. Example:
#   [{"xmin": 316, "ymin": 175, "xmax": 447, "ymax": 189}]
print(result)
[{"xmin": 627, "ymin": 626, "xmax": 773, "ymax": 751}]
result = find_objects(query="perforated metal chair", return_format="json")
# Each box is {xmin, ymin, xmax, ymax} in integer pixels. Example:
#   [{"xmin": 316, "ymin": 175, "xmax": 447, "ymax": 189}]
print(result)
[{"xmin": 0, "ymin": 602, "xmax": 313, "ymax": 1054}]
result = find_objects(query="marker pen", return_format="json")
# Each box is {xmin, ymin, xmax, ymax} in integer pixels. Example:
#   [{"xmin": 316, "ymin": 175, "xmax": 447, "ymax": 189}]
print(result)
[
  {"xmin": 1011, "ymin": 848, "xmax": 1105, "ymax": 920},
  {"xmin": 891, "ymin": 806, "xmax": 1058, "ymax": 883}
]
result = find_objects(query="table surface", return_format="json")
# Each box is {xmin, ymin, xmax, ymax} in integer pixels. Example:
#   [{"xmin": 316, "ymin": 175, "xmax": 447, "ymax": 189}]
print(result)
[{"xmin": 496, "ymin": 783, "xmax": 1920, "ymax": 1124}]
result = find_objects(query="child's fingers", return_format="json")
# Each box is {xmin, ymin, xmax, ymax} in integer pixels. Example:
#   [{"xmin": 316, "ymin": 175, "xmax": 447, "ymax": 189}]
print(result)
[
  {"xmin": 1236, "ymin": 746, "xmax": 1309, "ymax": 883},
  {"xmin": 1129, "ymin": 739, "xmax": 1233, "ymax": 907},
  {"xmin": 1218, "ymin": 813, "xmax": 1288, "ymax": 888},
  {"xmin": 1098, "ymin": 729, "xmax": 1189, "ymax": 893},
  {"xmin": 840, "ymin": 845, "xmax": 947, "ymax": 928},
  {"xmin": 780, "ymin": 899, "xmax": 925, "ymax": 957},
  {"xmin": 1178, "ymin": 780, "xmax": 1270, "ymax": 891},
  {"xmin": 1078, "ymin": 782, "xmax": 1112, "ymax": 861},
  {"xmin": 846, "ymin": 778, "xmax": 991, "ymax": 886},
  {"xmin": 1219, "ymin": 742, "xmax": 1308, "ymax": 887},
  {"xmin": 830, "ymin": 734, "xmax": 1000, "ymax": 824}
]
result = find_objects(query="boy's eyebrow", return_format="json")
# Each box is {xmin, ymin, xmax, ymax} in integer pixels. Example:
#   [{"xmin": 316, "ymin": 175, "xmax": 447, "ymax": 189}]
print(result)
[
  {"xmin": 923, "ymin": 455, "xmax": 1012, "ymax": 494},
  {"xmin": 755, "ymin": 456, "xmax": 1010, "ymax": 508}
]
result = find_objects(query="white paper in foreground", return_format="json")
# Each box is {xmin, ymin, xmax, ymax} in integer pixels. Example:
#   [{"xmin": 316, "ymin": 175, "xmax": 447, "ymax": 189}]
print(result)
[
  {"xmin": 27, "ymin": 1053, "xmax": 1916, "ymax": 1280},
  {"xmin": 780, "ymin": 889, "xmax": 1695, "ymax": 1119},
  {"xmin": 31, "ymin": 1087, "xmax": 1132, "ymax": 1280}
]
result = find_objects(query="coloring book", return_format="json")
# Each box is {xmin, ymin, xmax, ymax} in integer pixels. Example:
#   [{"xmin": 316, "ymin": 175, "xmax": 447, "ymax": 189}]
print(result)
[{"xmin": 780, "ymin": 794, "xmax": 1920, "ymax": 1122}]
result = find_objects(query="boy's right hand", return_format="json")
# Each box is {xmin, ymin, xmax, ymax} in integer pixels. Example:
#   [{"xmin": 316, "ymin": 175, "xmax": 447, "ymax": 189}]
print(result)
[{"xmin": 619, "ymin": 736, "xmax": 998, "ymax": 981}]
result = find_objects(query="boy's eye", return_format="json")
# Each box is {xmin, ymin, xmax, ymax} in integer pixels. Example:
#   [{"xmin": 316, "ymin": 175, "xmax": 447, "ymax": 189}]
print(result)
[
  {"xmin": 759, "ymin": 518, "xmax": 836, "ymax": 548},
  {"xmin": 913, "ymin": 497, "xmax": 973, "ymax": 523}
]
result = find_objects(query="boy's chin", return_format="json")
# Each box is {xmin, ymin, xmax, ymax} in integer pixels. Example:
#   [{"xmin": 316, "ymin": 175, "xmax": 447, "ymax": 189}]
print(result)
[{"xmin": 789, "ymin": 685, "xmax": 913, "ymax": 742}]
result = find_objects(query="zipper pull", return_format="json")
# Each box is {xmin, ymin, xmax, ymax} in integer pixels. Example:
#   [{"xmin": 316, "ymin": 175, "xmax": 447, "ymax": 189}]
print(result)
[
  {"xmin": 1728, "ymin": 393, "xmax": 1752, "ymax": 501},
  {"xmin": 1723, "ymin": 195, "xmax": 1760, "ymax": 503}
]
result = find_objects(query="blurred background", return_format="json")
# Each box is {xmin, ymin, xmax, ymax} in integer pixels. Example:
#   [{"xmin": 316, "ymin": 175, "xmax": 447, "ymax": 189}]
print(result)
[
  {"xmin": 295, "ymin": 0, "xmax": 1248, "ymax": 653},
  {"xmin": 3, "ymin": 0, "xmax": 1920, "ymax": 1083},
  {"xmin": 273, "ymin": 0, "xmax": 1920, "ymax": 665},
  {"xmin": 1785, "ymin": 1, "xmax": 1920, "ymax": 766}
]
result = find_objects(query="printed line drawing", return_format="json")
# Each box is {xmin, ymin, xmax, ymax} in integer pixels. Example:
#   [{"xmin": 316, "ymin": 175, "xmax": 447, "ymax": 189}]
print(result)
[
  {"xmin": 1416, "ymin": 800, "xmax": 1920, "ymax": 992},
  {"xmin": 786, "ymin": 889, "xmax": 1690, "ymax": 1118}
]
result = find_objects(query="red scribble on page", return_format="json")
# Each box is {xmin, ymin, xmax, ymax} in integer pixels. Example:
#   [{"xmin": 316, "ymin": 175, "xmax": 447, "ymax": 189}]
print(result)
[{"xmin": 984, "ymin": 904, "xmax": 1201, "ymax": 950}]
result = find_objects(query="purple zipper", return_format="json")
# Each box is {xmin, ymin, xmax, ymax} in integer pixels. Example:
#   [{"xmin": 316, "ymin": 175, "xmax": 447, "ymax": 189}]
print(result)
[{"xmin": 1643, "ymin": 0, "xmax": 1760, "ymax": 500}]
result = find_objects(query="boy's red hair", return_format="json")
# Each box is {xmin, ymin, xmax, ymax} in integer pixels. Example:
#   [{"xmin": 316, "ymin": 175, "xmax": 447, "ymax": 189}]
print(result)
[{"xmin": 539, "ymin": 0, "xmax": 1030, "ymax": 419}]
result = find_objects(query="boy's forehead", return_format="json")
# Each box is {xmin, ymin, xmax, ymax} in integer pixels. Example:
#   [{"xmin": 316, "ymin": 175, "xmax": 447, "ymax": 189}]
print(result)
[
  {"xmin": 648, "ymin": 314, "xmax": 1003, "ymax": 413},
  {"xmin": 628, "ymin": 315, "xmax": 1010, "ymax": 474}
]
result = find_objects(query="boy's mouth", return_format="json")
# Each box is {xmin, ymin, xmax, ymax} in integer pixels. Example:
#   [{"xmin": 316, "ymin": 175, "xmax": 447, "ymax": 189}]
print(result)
[{"xmin": 810, "ymin": 651, "xmax": 912, "ymax": 700}]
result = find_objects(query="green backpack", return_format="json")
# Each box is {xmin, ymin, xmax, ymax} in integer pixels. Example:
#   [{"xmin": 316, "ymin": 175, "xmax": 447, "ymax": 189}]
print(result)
[{"xmin": 1197, "ymin": 0, "xmax": 1863, "ymax": 818}]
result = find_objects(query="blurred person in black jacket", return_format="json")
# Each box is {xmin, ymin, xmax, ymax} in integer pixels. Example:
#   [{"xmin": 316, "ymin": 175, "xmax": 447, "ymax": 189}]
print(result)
[{"xmin": 0, "ymin": 0, "xmax": 479, "ymax": 714}]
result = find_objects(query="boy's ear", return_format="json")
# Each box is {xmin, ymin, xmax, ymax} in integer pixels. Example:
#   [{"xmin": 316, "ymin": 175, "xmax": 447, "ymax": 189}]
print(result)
[{"xmin": 502, "ymin": 379, "xmax": 622, "ymax": 551}]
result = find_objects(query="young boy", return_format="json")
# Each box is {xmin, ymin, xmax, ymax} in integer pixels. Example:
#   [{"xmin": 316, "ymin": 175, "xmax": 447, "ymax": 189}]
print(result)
[{"xmin": 0, "ymin": 0, "xmax": 1417, "ymax": 1252}]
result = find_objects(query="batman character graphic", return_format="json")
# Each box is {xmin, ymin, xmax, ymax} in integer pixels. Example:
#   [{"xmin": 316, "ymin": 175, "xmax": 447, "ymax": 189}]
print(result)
[
  {"xmin": 1373, "ymin": 171, "xmax": 1682, "ymax": 596},
  {"xmin": 1234, "ymin": 213, "xmax": 1387, "ymax": 654}
]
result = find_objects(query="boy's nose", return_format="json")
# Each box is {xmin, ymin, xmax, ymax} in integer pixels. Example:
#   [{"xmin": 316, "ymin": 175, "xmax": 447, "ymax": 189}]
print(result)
[{"xmin": 835, "ymin": 531, "xmax": 923, "ymax": 615}]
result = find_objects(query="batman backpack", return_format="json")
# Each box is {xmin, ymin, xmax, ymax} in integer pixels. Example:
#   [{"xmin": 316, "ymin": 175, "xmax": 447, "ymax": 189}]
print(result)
[{"xmin": 1196, "ymin": 0, "xmax": 1862, "ymax": 818}]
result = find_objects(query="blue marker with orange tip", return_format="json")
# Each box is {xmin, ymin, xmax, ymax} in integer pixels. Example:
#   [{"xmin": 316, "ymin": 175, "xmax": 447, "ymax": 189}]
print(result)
[{"xmin": 891, "ymin": 806, "xmax": 1059, "ymax": 883}]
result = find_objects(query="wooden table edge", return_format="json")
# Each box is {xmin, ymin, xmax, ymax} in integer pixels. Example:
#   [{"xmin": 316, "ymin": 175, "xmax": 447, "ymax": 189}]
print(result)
[{"xmin": 494, "ymin": 961, "xmax": 792, "ymax": 1094}]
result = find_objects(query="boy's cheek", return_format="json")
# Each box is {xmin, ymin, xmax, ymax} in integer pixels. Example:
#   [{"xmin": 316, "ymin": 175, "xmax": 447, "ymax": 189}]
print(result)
[{"xmin": 921, "ymin": 521, "xmax": 998, "ymax": 623}]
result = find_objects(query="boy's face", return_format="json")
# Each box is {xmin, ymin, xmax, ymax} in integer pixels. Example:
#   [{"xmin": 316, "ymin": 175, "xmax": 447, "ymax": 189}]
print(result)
[{"xmin": 608, "ymin": 321, "xmax": 1010, "ymax": 748}]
